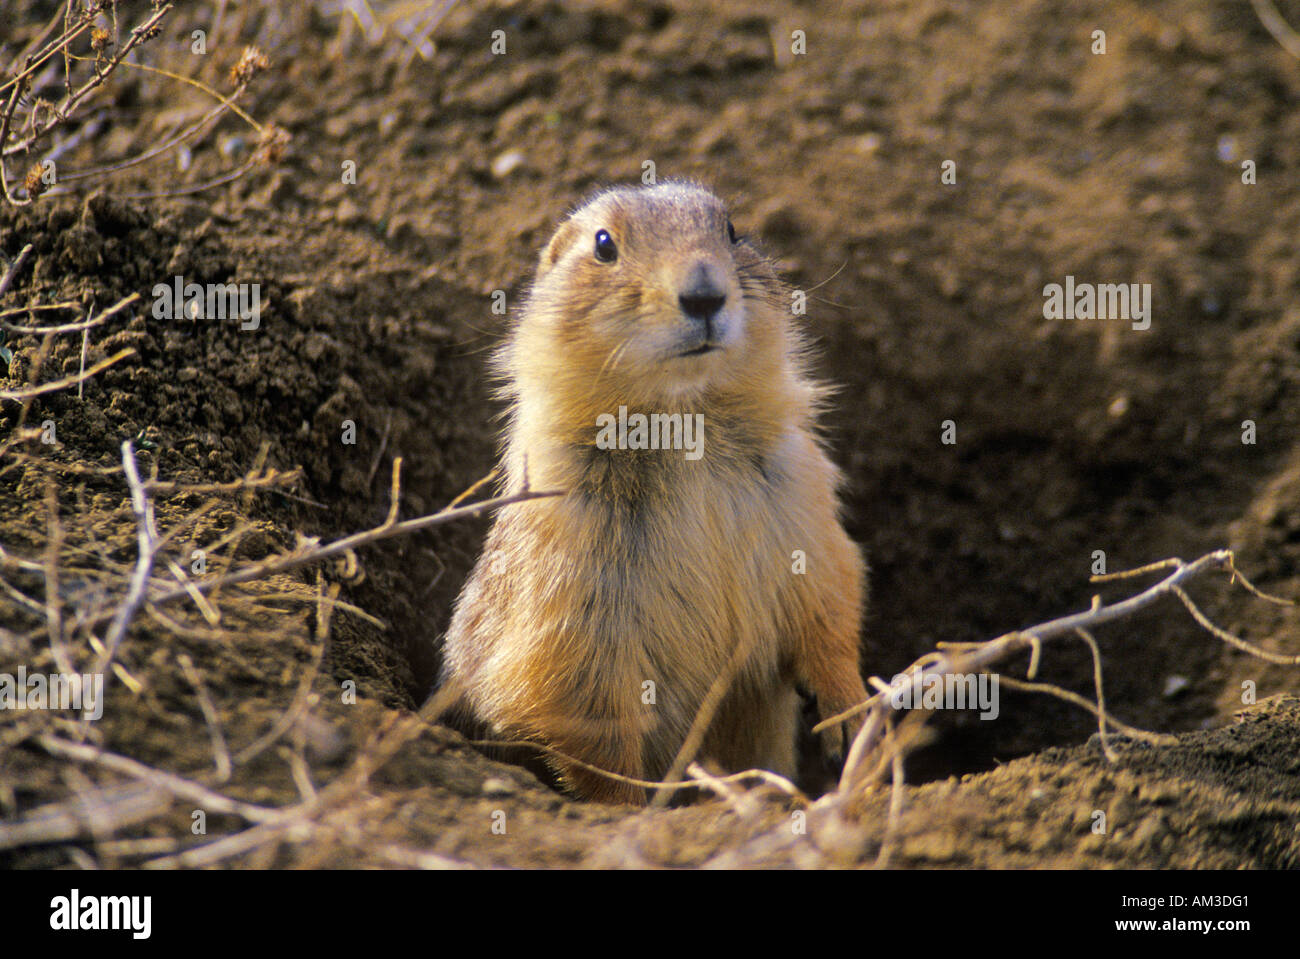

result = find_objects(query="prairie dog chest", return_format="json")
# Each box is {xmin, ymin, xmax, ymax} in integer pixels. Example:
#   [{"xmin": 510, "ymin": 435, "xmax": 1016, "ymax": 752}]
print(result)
[{"xmin": 552, "ymin": 440, "xmax": 803, "ymax": 664}]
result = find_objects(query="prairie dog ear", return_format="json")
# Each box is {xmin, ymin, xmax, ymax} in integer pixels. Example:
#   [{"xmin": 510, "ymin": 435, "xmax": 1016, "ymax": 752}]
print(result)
[{"xmin": 538, "ymin": 218, "xmax": 583, "ymax": 276}]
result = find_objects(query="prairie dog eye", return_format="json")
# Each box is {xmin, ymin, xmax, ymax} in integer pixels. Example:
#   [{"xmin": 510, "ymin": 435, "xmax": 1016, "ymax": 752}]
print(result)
[
  {"xmin": 594, "ymin": 229, "xmax": 618, "ymax": 263},
  {"xmin": 726, "ymin": 219, "xmax": 738, "ymax": 244}
]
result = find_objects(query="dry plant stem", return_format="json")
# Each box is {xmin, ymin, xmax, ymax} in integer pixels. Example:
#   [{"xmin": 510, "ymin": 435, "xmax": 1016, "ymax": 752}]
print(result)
[
  {"xmin": 652, "ymin": 622, "xmax": 758, "ymax": 807},
  {"xmin": 1, "ymin": 4, "xmax": 173, "ymax": 162},
  {"xmin": 0, "ymin": 292, "xmax": 137, "ymax": 336},
  {"xmin": 177, "ymin": 653, "xmax": 233, "ymax": 783},
  {"xmin": 144, "ymin": 819, "xmax": 293, "ymax": 869},
  {"xmin": 118, "ymin": 57, "xmax": 265, "ymax": 132},
  {"xmin": 1225, "ymin": 563, "xmax": 1296, "ymax": 606},
  {"xmin": 231, "ymin": 600, "xmax": 329, "ymax": 764},
  {"xmin": 36, "ymin": 735, "xmax": 278, "ymax": 824},
  {"xmin": 92, "ymin": 441, "xmax": 157, "ymax": 682},
  {"xmin": 828, "ymin": 550, "xmax": 1289, "ymax": 792},
  {"xmin": 150, "ymin": 700, "xmax": 468, "ymax": 869},
  {"xmin": 1254, "ymin": 0, "xmax": 1300, "ymax": 58},
  {"xmin": 61, "ymin": 765, "xmax": 117, "ymax": 858},
  {"xmin": 0, "ymin": 243, "xmax": 34, "ymax": 297},
  {"xmin": 33, "ymin": 735, "xmax": 325, "ymax": 869},
  {"xmin": 116, "ymin": 155, "xmax": 260, "ymax": 201},
  {"xmin": 0, "ymin": 84, "xmax": 29, "ymax": 206},
  {"xmin": 469, "ymin": 737, "xmax": 803, "ymax": 800},
  {"xmin": 28, "ymin": 464, "xmax": 549, "ymax": 648},
  {"xmin": 1074, "ymin": 626, "xmax": 1118, "ymax": 762},
  {"xmin": 0, "ymin": 301, "xmax": 81, "ymax": 318},
  {"xmin": 253, "ymin": 589, "xmax": 382, "ymax": 627},
  {"xmin": 873, "ymin": 720, "xmax": 906, "ymax": 869},
  {"xmin": 375, "ymin": 845, "xmax": 474, "ymax": 870},
  {"xmin": 62, "ymin": 1, "xmax": 74, "ymax": 101},
  {"xmin": 0, "ymin": 347, "xmax": 135, "ymax": 400},
  {"xmin": 1169, "ymin": 583, "xmax": 1300, "ymax": 664},
  {"xmin": 51, "ymin": 67, "xmax": 261, "ymax": 189},
  {"xmin": 995, "ymin": 674, "xmax": 1177, "ymax": 746},
  {"xmin": 143, "ymin": 467, "xmax": 301, "ymax": 495},
  {"xmin": 0, "ymin": 570, "xmax": 46, "ymax": 616},
  {"xmin": 93, "ymin": 836, "xmax": 188, "ymax": 858},
  {"xmin": 365, "ymin": 412, "xmax": 393, "ymax": 487},
  {"xmin": 3, "ymin": 4, "xmax": 79, "ymax": 87},
  {"xmin": 143, "ymin": 675, "xmax": 463, "ymax": 868},
  {"xmin": 147, "ymin": 464, "xmax": 564, "ymax": 607},
  {"xmin": 42, "ymin": 480, "xmax": 74, "ymax": 676},
  {"xmin": 77, "ymin": 319, "xmax": 88, "ymax": 399},
  {"xmin": 686, "ymin": 761, "xmax": 759, "ymax": 821},
  {"xmin": 163, "ymin": 557, "xmax": 220, "ymax": 626},
  {"xmin": 0, "ymin": 4, "xmax": 188, "ymax": 202},
  {"xmin": 862, "ymin": 708, "xmax": 931, "ymax": 785},
  {"xmin": 286, "ymin": 746, "xmax": 317, "ymax": 804},
  {"xmin": 446, "ymin": 466, "xmax": 500, "ymax": 508},
  {"xmin": 0, "ymin": 782, "xmax": 171, "ymax": 852},
  {"xmin": 0, "ymin": 541, "xmax": 45, "ymax": 571}
]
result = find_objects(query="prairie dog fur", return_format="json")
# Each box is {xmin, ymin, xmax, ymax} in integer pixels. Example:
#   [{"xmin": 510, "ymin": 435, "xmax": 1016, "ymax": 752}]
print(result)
[{"xmin": 439, "ymin": 181, "xmax": 868, "ymax": 804}]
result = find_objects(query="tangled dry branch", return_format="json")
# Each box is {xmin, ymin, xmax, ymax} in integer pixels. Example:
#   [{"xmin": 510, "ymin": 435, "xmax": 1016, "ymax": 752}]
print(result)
[{"xmin": 1, "ymin": 1, "xmax": 283, "ymax": 206}]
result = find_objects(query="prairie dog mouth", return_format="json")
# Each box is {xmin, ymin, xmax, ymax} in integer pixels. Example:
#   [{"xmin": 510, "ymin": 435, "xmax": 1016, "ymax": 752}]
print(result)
[{"xmin": 677, "ymin": 343, "xmax": 720, "ymax": 358}]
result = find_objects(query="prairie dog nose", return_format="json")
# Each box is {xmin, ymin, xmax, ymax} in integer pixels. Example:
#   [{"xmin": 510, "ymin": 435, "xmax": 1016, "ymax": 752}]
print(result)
[{"xmin": 678, "ymin": 262, "xmax": 727, "ymax": 323}]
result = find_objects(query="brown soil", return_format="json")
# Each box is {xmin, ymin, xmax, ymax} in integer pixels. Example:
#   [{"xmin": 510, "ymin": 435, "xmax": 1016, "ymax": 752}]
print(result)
[{"xmin": 3, "ymin": 0, "xmax": 1300, "ymax": 868}]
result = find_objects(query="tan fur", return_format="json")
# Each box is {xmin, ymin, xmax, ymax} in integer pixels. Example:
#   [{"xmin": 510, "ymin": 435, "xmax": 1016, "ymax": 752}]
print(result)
[{"xmin": 440, "ymin": 182, "xmax": 868, "ymax": 804}]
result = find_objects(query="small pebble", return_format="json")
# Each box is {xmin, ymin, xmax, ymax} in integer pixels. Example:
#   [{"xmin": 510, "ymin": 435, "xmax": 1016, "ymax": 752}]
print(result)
[
  {"xmin": 491, "ymin": 150, "xmax": 526, "ymax": 179},
  {"xmin": 482, "ymin": 777, "xmax": 516, "ymax": 797}
]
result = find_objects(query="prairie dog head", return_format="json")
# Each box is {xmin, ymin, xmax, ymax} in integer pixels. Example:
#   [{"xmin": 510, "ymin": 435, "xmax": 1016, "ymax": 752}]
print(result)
[{"xmin": 501, "ymin": 182, "xmax": 789, "ymax": 412}]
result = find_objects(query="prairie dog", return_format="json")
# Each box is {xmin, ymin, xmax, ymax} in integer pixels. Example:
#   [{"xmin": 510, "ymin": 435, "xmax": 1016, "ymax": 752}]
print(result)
[{"xmin": 439, "ymin": 182, "xmax": 868, "ymax": 804}]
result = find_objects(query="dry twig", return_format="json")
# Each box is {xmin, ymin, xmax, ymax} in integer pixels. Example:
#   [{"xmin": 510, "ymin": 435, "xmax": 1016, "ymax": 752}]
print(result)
[{"xmin": 815, "ymin": 550, "xmax": 1296, "ymax": 794}]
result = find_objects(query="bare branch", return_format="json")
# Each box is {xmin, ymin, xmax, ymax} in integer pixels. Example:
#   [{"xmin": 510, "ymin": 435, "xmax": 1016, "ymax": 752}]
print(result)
[
  {"xmin": 36, "ymin": 735, "xmax": 280, "ymax": 824},
  {"xmin": 820, "ymin": 550, "xmax": 1295, "ymax": 792},
  {"xmin": 145, "ymin": 485, "xmax": 565, "ymax": 608},
  {"xmin": 0, "ymin": 243, "xmax": 34, "ymax": 297},
  {"xmin": 177, "ymin": 653, "xmax": 232, "ymax": 783},
  {"xmin": 1253, "ymin": 0, "xmax": 1300, "ymax": 59},
  {"xmin": 0, "ymin": 346, "xmax": 135, "ymax": 400},
  {"xmin": 0, "ymin": 292, "xmax": 137, "ymax": 336},
  {"xmin": 92, "ymin": 441, "xmax": 158, "ymax": 681}
]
